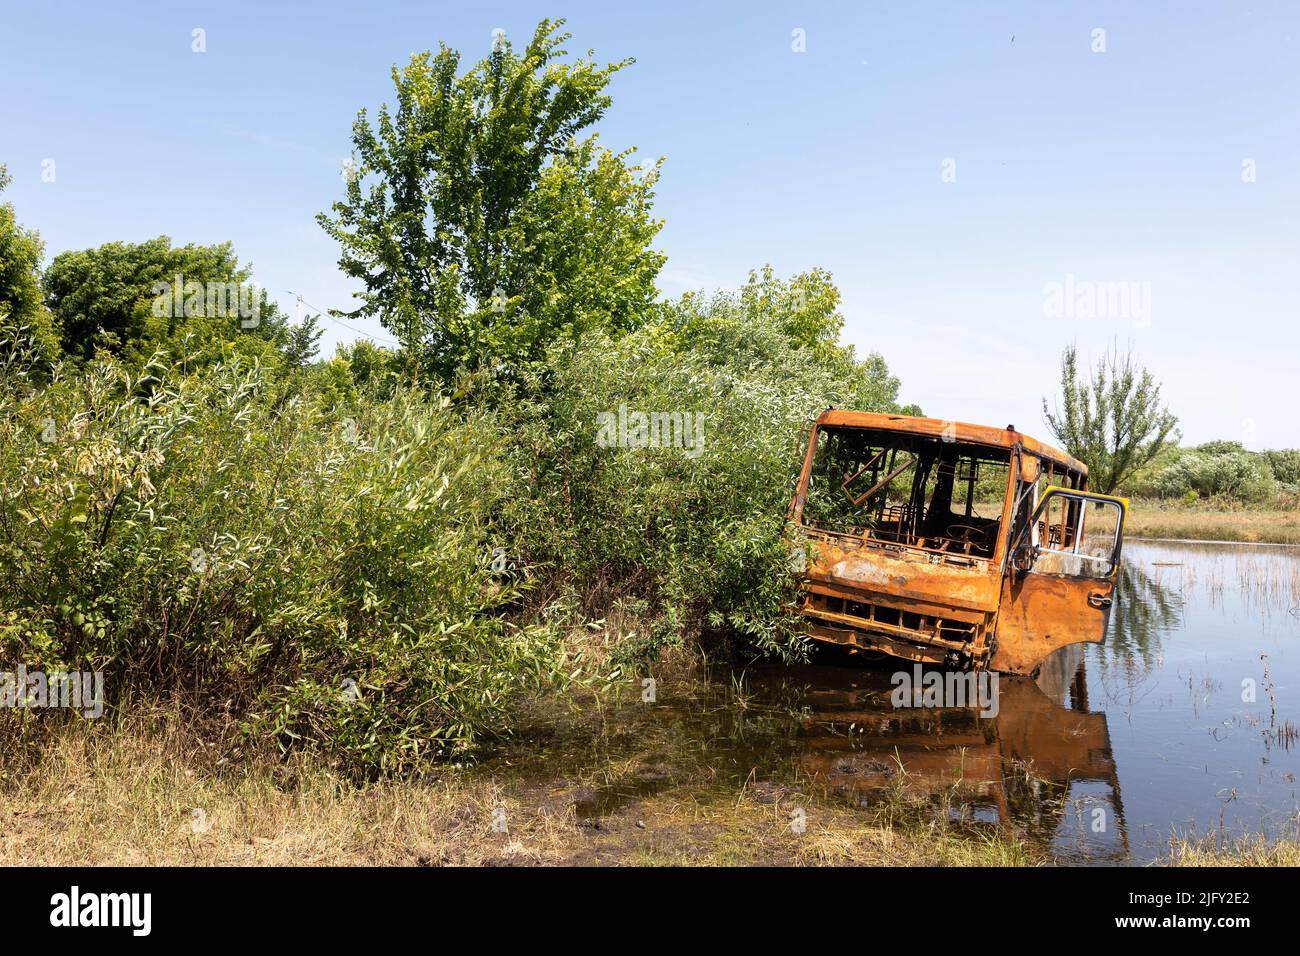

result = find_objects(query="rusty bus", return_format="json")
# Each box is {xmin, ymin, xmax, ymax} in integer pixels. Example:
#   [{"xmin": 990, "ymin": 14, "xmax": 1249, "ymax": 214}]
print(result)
[{"xmin": 787, "ymin": 410, "xmax": 1128, "ymax": 676}]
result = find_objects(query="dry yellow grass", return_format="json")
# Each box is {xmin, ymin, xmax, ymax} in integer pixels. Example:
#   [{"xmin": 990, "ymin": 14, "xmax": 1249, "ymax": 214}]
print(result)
[
  {"xmin": 1124, "ymin": 501, "xmax": 1300, "ymax": 545},
  {"xmin": 5, "ymin": 721, "xmax": 1298, "ymax": 866},
  {"xmin": 1, "ymin": 716, "xmax": 1041, "ymax": 867},
  {"xmin": 968, "ymin": 497, "xmax": 1300, "ymax": 545},
  {"xmin": 1163, "ymin": 833, "xmax": 1300, "ymax": 867},
  {"xmin": 0, "ymin": 721, "xmax": 567, "ymax": 866}
]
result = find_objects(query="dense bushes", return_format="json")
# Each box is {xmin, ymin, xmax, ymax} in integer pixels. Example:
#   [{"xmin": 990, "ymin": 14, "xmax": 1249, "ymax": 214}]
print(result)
[
  {"xmin": 1139, "ymin": 440, "xmax": 1297, "ymax": 503},
  {"xmin": 1, "ymin": 261, "xmax": 910, "ymax": 770},
  {"xmin": 497, "ymin": 271, "xmax": 908, "ymax": 663},
  {"xmin": 0, "ymin": 322, "xmax": 562, "ymax": 775},
  {"xmin": 1150, "ymin": 450, "xmax": 1274, "ymax": 502},
  {"xmin": 1262, "ymin": 449, "xmax": 1300, "ymax": 487}
]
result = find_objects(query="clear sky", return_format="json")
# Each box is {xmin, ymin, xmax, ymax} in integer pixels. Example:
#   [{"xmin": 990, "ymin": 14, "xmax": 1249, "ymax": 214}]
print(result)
[{"xmin": 3, "ymin": 1, "xmax": 1297, "ymax": 446}]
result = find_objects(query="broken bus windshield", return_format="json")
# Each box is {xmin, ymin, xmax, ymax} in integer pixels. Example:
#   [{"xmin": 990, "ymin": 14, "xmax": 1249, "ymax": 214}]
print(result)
[{"xmin": 801, "ymin": 426, "xmax": 1011, "ymax": 558}]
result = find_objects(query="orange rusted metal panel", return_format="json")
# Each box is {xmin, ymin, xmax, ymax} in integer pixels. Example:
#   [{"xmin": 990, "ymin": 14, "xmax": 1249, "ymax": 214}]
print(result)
[
  {"xmin": 987, "ymin": 572, "xmax": 1114, "ymax": 674},
  {"xmin": 789, "ymin": 410, "xmax": 1126, "ymax": 676},
  {"xmin": 813, "ymin": 410, "xmax": 1089, "ymax": 477}
]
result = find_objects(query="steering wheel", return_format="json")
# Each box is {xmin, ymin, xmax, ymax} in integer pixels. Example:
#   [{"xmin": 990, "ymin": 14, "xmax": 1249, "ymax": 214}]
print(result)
[{"xmin": 946, "ymin": 524, "xmax": 986, "ymax": 553}]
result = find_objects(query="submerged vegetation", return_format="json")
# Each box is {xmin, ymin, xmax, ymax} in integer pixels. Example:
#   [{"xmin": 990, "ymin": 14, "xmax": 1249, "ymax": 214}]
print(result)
[{"xmin": 0, "ymin": 705, "xmax": 1042, "ymax": 867}]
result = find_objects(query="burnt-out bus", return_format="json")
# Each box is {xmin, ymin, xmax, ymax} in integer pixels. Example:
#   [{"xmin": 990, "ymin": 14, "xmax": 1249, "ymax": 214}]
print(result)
[{"xmin": 787, "ymin": 410, "xmax": 1127, "ymax": 676}]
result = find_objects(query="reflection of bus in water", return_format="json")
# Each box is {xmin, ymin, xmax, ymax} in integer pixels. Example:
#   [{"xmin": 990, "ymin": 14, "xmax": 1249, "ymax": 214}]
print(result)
[
  {"xmin": 795, "ymin": 646, "xmax": 1128, "ymax": 860},
  {"xmin": 789, "ymin": 411, "xmax": 1129, "ymax": 675}
]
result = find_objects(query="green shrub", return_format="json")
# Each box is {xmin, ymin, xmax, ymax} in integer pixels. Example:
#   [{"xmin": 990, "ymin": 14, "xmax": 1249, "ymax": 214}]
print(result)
[
  {"xmin": 1262, "ymin": 449, "xmax": 1300, "ymax": 487},
  {"xmin": 1151, "ymin": 450, "xmax": 1276, "ymax": 502},
  {"xmin": 498, "ymin": 271, "xmax": 907, "ymax": 663},
  {"xmin": 0, "ymin": 333, "xmax": 562, "ymax": 775}
]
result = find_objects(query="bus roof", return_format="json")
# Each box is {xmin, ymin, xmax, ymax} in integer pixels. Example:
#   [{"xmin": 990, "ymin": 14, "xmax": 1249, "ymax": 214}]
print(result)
[{"xmin": 815, "ymin": 409, "xmax": 1088, "ymax": 477}]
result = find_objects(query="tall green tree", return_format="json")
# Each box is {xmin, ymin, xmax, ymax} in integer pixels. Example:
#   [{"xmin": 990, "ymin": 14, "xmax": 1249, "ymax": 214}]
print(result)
[
  {"xmin": 1042, "ymin": 342, "xmax": 1179, "ymax": 494},
  {"xmin": 0, "ymin": 165, "xmax": 60, "ymax": 364},
  {"xmin": 43, "ymin": 236, "xmax": 319, "ymax": 370},
  {"xmin": 318, "ymin": 18, "xmax": 665, "ymax": 383}
]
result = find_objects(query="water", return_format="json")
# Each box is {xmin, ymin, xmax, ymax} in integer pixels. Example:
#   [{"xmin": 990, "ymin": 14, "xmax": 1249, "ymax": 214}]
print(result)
[
  {"xmin": 485, "ymin": 540, "xmax": 1300, "ymax": 863},
  {"xmin": 1089, "ymin": 540, "xmax": 1300, "ymax": 860}
]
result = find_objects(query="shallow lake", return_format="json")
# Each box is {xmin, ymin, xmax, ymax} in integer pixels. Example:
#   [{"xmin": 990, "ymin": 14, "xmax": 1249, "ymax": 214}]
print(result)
[{"xmin": 485, "ymin": 539, "xmax": 1300, "ymax": 863}]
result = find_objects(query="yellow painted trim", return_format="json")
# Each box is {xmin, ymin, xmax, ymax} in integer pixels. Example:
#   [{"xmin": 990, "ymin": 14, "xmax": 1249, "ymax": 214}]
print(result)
[{"xmin": 1040, "ymin": 485, "xmax": 1129, "ymax": 510}]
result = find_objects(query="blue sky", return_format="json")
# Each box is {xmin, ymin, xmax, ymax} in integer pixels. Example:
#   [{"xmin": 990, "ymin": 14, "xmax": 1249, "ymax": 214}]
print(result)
[{"xmin": 3, "ymin": 1, "xmax": 1297, "ymax": 445}]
